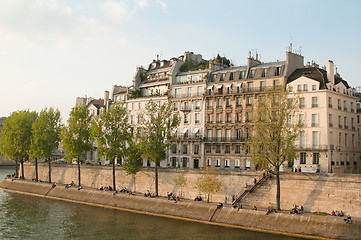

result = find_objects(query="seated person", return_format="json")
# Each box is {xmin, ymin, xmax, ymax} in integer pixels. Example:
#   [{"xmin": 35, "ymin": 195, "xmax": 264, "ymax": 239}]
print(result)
[{"xmin": 252, "ymin": 205, "xmax": 257, "ymax": 211}]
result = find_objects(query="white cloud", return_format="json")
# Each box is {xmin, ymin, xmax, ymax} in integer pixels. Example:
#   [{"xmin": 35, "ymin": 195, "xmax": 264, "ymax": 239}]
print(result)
[
  {"xmin": 99, "ymin": 0, "xmax": 130, "ymax": 23},
  {"xmin": 156, "ymin": 0, "xmax": 167, "ymax": 10},
  {"xmin": 134, "ymin": 0, "xmax": 149, "ymax": 10}
]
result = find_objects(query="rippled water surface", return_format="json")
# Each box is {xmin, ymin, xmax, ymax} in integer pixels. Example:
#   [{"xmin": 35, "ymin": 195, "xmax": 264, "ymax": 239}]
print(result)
[{"xmin": 0, "ymin": 166, "xmax": 307, "ymax": 240}]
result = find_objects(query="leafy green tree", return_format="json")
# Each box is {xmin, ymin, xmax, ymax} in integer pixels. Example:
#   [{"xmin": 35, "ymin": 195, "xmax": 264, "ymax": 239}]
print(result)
[
  {"xmin": 0, "ymin": 110, "xmax": 37, "ymax": 179},
  {"xmin": 29, "ymin": 108, "xmax": 62, "ymax": 182},
  {"xmin": 92, "ymin": 104, "xmax": 130, "ymax": 191},
  {"xmin": 138, "ymin": 100, "xmax": 179, "ymax": 196},
  {"xmin": 61, "ymin": 105, "xmax": 92, "ymax": 186},
  {"xmin": 195, "ymin": 167, "xmax": 222, "ymax": 202},
  {"xmin": 213, "ymin": 54, "xmax": 230, "ymax": 67},
  {"xmin": 122, "ymin": 139, "xmax": 143, "ymax": 192},
  {"xmin": 174, "ymin": 173, "xmax": 187, "ymax": 197},
  {"xmin": 246, "ymin": 86, "xmax": 302, "ymax": 210}
]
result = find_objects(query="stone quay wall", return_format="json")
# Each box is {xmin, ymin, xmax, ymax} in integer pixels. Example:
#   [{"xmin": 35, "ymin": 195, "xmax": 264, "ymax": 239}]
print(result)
[
  {"xmin": 21, "ymin": 162, "xmax": 361, "ymax": 218},
  {"xmin": 1, "ymin": 179, "xmax": 360, "ymax": 240}
]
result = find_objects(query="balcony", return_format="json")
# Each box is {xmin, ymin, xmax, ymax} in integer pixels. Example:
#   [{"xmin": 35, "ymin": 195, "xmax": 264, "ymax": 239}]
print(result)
[
  {"xmin": 311, "ymin": 123, "xmax": 318, "ymax": 127},
  {"xmin": 328, "ymin": 104, "xmax": 332, "ymax": 108},
  {"xmin": 171, "ymin": 134, "xmax": 203, "ymax": 141},
  {"xmin": 297, "ymin": 145, "xmax": 329, "ymax": 151},
  {"xmin": 203, "ymin": 137, "xmax": 246, "ymax": 142},
  {"xmin": 180, "ymin": 105, "xmax": 191, "ymax": 112},
  {"xmin": 312, "ymin": 104, "xmax": 318, "ymax": 108},
  {"xmin": 329, "ymin": 123, "xmax": 333, "ymax": 127}
]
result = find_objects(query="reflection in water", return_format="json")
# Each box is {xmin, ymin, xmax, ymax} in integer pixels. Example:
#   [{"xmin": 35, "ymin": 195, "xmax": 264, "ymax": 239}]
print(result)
[{"xmin": 0, "ymin": 167, "xmax": 305, "ymax": 240}]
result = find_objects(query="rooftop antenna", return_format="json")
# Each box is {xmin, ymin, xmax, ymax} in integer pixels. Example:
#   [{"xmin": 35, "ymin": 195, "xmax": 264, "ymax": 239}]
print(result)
[
  {"xmin": 159, "ymin": 51, "xmax": 163, "ymax": 60},
  {"xmin": 156, "ymin": 54, "xmax": 159, "ymax": 61}
]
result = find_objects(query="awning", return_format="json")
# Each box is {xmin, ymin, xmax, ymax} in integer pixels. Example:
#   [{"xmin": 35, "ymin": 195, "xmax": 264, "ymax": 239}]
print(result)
[
  {"xmin": 236, "ymin": 83, "xmax": 243, "ymax": 87},
  {"xmin": 226, "ymin": 84, "xmax": 233, "ymax": 88},
  {"xmin": 217, "ymin": 85, "xmax": 223, "ymax": 89},
  {"xmin": 207, "ymin": 86, "xmax": 214, "ymax": 90},
  {"xmin": 182, "ymin": 128, "xmax": 188, "ymax": 134},
  {"xmin": 193, "ymin": 128, "xmax": 199, "ymax": 134}
]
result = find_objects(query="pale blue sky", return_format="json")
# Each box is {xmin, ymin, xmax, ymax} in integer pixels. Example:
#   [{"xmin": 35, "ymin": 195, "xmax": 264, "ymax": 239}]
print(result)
[{"xmin": 0, "ymin": 0, "xmax": 360, "ymax": 121}]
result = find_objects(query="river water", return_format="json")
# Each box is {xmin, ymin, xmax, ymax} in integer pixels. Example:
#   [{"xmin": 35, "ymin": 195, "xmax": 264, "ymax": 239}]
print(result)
[{"xmin": 0, "ymin": 166, "xmax": 306, "ymax": 240}]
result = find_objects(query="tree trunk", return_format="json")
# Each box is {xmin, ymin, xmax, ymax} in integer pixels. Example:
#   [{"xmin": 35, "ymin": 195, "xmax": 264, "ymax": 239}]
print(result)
[
  {"xmin": 78, "ymin": 160, "xmax": 81, "ymax": 186},
  {"xmin": 48, "ymin": 158, "xmax": 52, "ymax": 183},
  {"xmin": 276, "ymin": 168, "xmax": 281, "ymax": 211},
  {"xmin": 20, "ymin": 159, "xmax": 24, "ymax": 179},
  {"xmin": 35, "ymin": 158, "xmax": 38, "ymax": 182},
  {"xmin": 15, "ymin": 160, "xmax": 18, "ymax": 176},
  {"xmin": 155, "ymin": 163, "xmax": 159, "ymax": 197},
  {"xmin": 112, "ymin": 159, "xmax": 116, "ymax": 191}
]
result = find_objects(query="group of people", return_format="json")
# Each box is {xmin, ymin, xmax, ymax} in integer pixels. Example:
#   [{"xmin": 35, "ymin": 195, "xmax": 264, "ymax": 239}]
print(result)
[
  {"xmin": 194, "ymin": 195, "xmax": 202, "ymax": 201},
  {"xmin": 290, "ymin": 204, "xmax": 304, "ymax": 214},
  {"xmin": 232, "ymin": 203, "xmax": 243, "ymax": 210},
  {"xmin": 266, "ymin": 206, "xmax": 277, "ymax": 215},
  {"xmin": 166, "ymin": 192, "xmax": 180, "ymax": 202},
  {"xmin": 5, "ymin": 173, "xmax": 18, "ymax": 181},
  {"xmin": 99, "ymin": 184, "xmax": 113, "ymax": 191},
  {"xmin": 144, "ymin": 190, "xmax": 155, "ymax": 198},
  {"xmin": 65, "ymin": 181, "xmax": 75, "ymax": 189},
  {"xmin": 331, "ymin": 210, "xmax": 344, "ymax": 217}
]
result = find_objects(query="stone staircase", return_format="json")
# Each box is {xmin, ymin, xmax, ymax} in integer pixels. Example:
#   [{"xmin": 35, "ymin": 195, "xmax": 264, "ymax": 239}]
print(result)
[{"xmin": 232, "ymin": 171, "xmax": 271, "ymax": 205}]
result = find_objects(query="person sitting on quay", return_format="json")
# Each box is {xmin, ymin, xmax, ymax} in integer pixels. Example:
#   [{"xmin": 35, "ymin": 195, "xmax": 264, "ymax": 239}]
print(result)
[
  {"xmin": 78, "ymin": 185, "xmax": 82, "ymax": 190},
  {"xmin": 71, "ymin": 181, "xmax": 75, "ymax": 186},
  {"xmin": 217, "ymin": 202, "xmax": 223, "ymax": 209},
  {"xmin": 167, "ymin": 192, "xmax": 173, "ymax": 200},
  {"xmin": 344, "ymin": 215, "xmax": 352, "ymax": 224},
  {"xmin": 266, "ymin": 206, "xmax": 277, "ymax": 215},
  {"xmin": 52, "ymin": 182, "xmax": 57, "ymax": 188},
  {"xmin": 194, "ymin": 195, "xmax": 202, "ymax": 201},
  {"xmin": 252, "ymin": 205, "xmax": 257, "ymax": 211},
  {"xmin": 99, "ymin": 184, "xmax": 103, "ymax": 190}
]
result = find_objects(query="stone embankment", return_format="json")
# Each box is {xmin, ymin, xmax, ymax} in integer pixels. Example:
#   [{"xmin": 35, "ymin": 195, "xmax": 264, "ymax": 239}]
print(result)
[{"xmin": 1, "ymin": 179, "xmax": 360, "ymax": 240}]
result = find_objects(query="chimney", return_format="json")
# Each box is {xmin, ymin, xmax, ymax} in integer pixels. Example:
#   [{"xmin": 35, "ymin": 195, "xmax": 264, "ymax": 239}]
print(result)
[
  {"xmin": 104, "ymin": 90, "xmax": 109, "ymax": 109},
  {"xmin": 327, "ymin": 60, "xmax": 335, "ymax": 84}
]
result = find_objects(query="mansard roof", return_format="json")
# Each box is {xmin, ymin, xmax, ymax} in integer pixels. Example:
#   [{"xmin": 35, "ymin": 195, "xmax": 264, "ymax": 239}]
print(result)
[{"xmin": 287, "ymin": 67, "xmax": 350, "ymax": 90}]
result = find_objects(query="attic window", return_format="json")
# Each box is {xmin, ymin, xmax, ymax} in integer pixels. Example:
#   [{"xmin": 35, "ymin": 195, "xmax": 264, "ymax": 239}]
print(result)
[
  {"xmin": 312, "ymin": 85, "xmax": 316, "ymax": 91},
  {"xmin": 239, "ymin": 71, "xmax": 245, "ymax": 79},
  {"xmin": 229, "ymin": 72, "xmax": 234, "ymax": 80},
  {"xmin": 275, "ymin": 67, "xmax": 281, "ymax": 76},
  {"xmin": 262, "ymin": 69, "xmax": 268, "ymax": 77}
]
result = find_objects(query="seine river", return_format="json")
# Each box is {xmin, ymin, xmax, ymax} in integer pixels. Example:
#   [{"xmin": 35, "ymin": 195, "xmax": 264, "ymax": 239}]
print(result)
[{"xmin": 0, "ymin": 166, "xmax": 306, "ymax": 240}]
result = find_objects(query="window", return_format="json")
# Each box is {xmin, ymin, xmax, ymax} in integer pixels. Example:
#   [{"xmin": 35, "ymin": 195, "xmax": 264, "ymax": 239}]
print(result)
[
  {"xmin": 207, "ymin": 113, "xmax": 213, "ymax": 123},
  {"xmin": 207, "ymin": 129, "xmax": 212, "ymax": 139},
  {"xmin": 216, "ymin": 159, "xmax": 220, "ymax": 167},
  {"xmin": 225, "ymin": 159, "xmax": 230, "ymax": 167},
  {"xmin": 184, "ymin": 129, "xmax": 188, "ymax": 138},
  {"xmin": 246, "ymin": 97, "xmax": 253, "ymax": 106},
  {"xmin": 260, "ymin": 81, "xmax": 265, "ymax": 91},
  {"xmin": 226, "ymin": 129, "xmax": 231, "ymax": 140},
  {"xmin": 299, "ymin": 97, "xmax": 305, "ymax": 108},
  {"xmin": 182, "ymin": 144, "xmax": 188, "ymax": 154},
  {"xmin": 197, "ymin": 86, "xmax": 203, "ymax": 96},
  {"xmin": 289, "ymin": 86, "xmax": 293, "ymax": 92},
  {"xmin": 247, "ymin": 82, "xmax": 253, "ymax": 92},
  {"xmin": 195, "ymin": 113, "xmax": 200, "ymax": 123},
  {"xmin": 187, "ymin": 87, "xmax": 192, "ymax": 97},
  {"xmin": 173, "ymin": 103, "xmax": 178, "ymax": 111},
  {"xmin": 217, "ymin": 98, "xmax": 222, "ymax": 108},
  {"xmin": 329, "ymin": 114, "xmax": 333, "ymax": 127},
  {"xmin": 226, "ymin": 98, "xmax": 231, "ymax": 107},
  {"xmin": 351, "ymin": 102, "xmax": 354, "ymax": 112},
  {"xmin": 216, "ymin": 130, "xmax": 222, "ymax": 140},
  {"xmin": 236, "ymin": 97, "xmax": 241, "ymax": 106},
  {"xmin": 297, "ymin": 84, "xmax": 302, "ymax": 92},
  {"xmin": 235, "ymin": 159, "xmax": 240, "ymax": 168},
  {"xmin": 275, "ymin": 67, "xmax": 281, "ymax": 76},
  {"xmin": 312, "ymin": 97, "xmax": 318, "ymax": 107},
  {"xmin": 235, "ymin": 145, "xmax": 240, "ymax": 154},
  {"xmin": 171, "ymin": 157, "xmax": 177, "ymax": 167},
  {"xmin": 338, "ymin": 116, "xmax": 342, "ymax": 128},
  {"xmin": 245, "ymin": 112, "xmax": 251, "ymax": 122},
  {"xmin": 215, "ymin": 145, "xmax": 221, "ymax": 153},
  {"xmin": 212, "ymin": 74, "xmax": 217, "ymax": 82},
  {"xmin": 262, "ymin": 69, "xmax": 267, "ymax": 77},
  {"xmin": 343, "ymin": 100, "xmax": 347, "ymax": 111},
  {"xmin": 229, "ymin": 72, "xmax": 234, "ymax": 80},
  {"xmin": 312, "ymin": 85, "xmax": 316, "ymax": 91},
  {"xmin": 172, "ymin": 144, "xmax": 177, "ymax": 154},
  {"xmin": 338, "ymin": 99, "xmax": 341, "ymax": 110},
  {"xmin": 207, "ymin": 99, "xmax": 212, "ymax": 109},
  {"xmin": 339, "ymin": 133, "xmax": 342, "ymax": 146},
  {"xmin": 328, "ymin": 97, "xmax": 332, "ymax": 108},
  {"xmin": 236, "ymin": 112, "xmax": 242, "ymax": 122},
  {"xmin": 345, "ymin": 133, "xmax": 348, "ymax": 147},
  {"xmin": 312, "ymin": 131, "xmax": 318, "ymax": 149},
  {"xmin": 299, "ymin": 114, "xmax": 304, "ymax": 126},
  {"xmin": 216, "ymin": 113, "xmax": 222, "ymax": 123},
  {"xmin": 226, "ymin": 113, "xmax": 231, "ymax": 123},
  {"xmin": 195, "ymin": 101, "xmax": 200, "ymax": 110},
  {"xmin": 303, "ymin": 84, "xmax": 308, "ymax": 91},
  {"xmin": 300, "ymin": 152, "xmax": 306, "ymax": 164},
  {"xmin": 174, "ymin": 88, "xmax": 180, "ymax": 98},
  {"xmin": 235, "ymin": 129, "xmax": 241, "ymax": 140},
  {"xmin": 351, "ymin": 118, "xmax": 354, "ymax": 129},
  {"xmin": 313, "ymin": 153, "xmax": 320, "ymax": 164},
  {"xmin": 312, "ymin": 114, "xmax": 318, "ymax": 127},
  {"xmin": 239, "ymin": 71, "xmax": 245, "ymax": 79},
  {"xmin": 207, "ymin": 158, "xmax": 211, "ymax": 166},
  {"xmin": 225, "ymin": 146, "xmax": 230, "ymax": 154},
  {"xmin": 194, "ymin": 144, "xmax": 199, "ymax": 155},
  {"xmin": 274, "ymin": 80, "xmax": 279, "ymax": 88},
  {"xmin": 182, "ymin": 157, "xmax": 188, "ymax": 167},
  {"xmin": 220, "ymin": 73, "xmax": 225, "ymax": 81},
  {"xmin": 344, "ymin": 117, "xmax": 347, "ymax": 129},
  {"xmin": 249, "ymin": 70, "xmax": 255, "ymax": 78},
  {"xmin": 184, "ymin": 113, "xmax": 189, "ymax": 124},
  {"xmin": 206, "ymin": 145, "xmax": 211, "ymax": 153}
]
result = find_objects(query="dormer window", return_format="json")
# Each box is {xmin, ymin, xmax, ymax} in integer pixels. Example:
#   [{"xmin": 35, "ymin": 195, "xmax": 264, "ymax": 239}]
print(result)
[
  {"xmin": 312, "ymin": 85, "xmax": 316, "ymax": 91},
  {"xmin": 262, "ymin": 69, "xmax": 268, "ymax": 77},
  {"xmin": 275, "ymin": 67, "xmax": 281, "ymax": 76},
  {"xmin": 239, "ymin": 71, "xmax": 245, "ymax": 79},
  {"xmin": 229, "ymin": 72, "xmax": 234, "ymax": 80},
  {"xmin": 249, "ymin": 69, "xmax": 255, "ymax": 78}
]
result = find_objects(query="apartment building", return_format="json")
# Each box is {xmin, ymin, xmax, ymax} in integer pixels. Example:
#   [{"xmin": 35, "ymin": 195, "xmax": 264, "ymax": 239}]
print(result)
[
  {"xmin": 203, "ymin": 49, "xmax": 304, "ymax": 170},
  {"xmin": 288, "ymin": 61, "xmax": 360, "ymax": 173}
]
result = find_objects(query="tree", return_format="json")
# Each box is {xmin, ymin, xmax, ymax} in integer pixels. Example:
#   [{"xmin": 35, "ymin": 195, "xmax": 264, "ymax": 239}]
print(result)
[
  {"xmin": 0, "ymin": 110, "xmax": 37, "ymax": 179},
  {"xmin": 138, "ymin": 100, "xmax": 179, "ymax": 196},
  {"xmin": 174, "ymin": 173, "xmax": 187, "ymax": 197},
  {"xmin": 246, "ymin": 86, "xmax": 302, "ymax": 210},
  {"xmin": 29, "ymin": 108, "xmax": 62, "ymax": 182},
  {"xmin": 61, "ymin": 105, "xmax": 92, "ymax": 186},
  {"xmin": 122, "ymin": 139, "xmax": 143, "ymax": 192},
  {"xmin": 195, "ymin": 167, "xmax": 222, "ymax": 202},
  {"xmin": 92, "ymin": 104, "xmax": 130, "ymax": 191}
]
